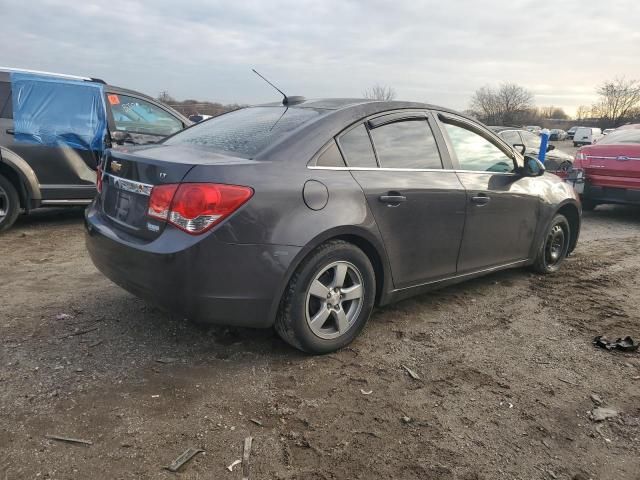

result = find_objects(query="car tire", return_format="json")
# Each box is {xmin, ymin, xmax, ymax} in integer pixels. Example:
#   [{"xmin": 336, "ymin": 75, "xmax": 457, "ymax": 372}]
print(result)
[
  {"xmin": 275, "ymin": 240, "xmax": 376, "ymax": 354},
  {"xmin": 0, "ymin": 174, "xmax": 20, "ymax": 233},
  {"xmin": 531, "ymin": 214, "xmax": 571, "ymax": 274}
]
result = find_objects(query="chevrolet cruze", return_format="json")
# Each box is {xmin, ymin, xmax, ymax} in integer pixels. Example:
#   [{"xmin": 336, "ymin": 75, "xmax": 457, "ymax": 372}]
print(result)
[{"xmin": 85, "ymin": 98, "xmax": 581, "ymax": 353}]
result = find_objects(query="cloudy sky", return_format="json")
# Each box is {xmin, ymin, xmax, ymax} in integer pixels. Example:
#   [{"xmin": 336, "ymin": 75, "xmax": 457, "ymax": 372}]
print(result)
[{"xmin": 2, "ymin": 0, "xmax": 639, "ymax": 115}]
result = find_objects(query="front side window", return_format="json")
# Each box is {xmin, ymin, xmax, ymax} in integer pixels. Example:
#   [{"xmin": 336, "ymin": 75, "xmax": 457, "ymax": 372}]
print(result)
[
  {"xmin": 369, "ymin": 119, "xmax": 442, "ymax": 169},
  {"xmin": 520, "ymin": 130, "xmax": 542, "ymax": 149},
  {"xmin": 108, "ymin": 93, "xmax": 183, "ymax": 137},
  {"xmin": 443, "ymin": 122, "xmax": 514, "ymax": 173},
  {"xmin": 499, "ymin": 130, "xmax": 521, "ymax": 146},
  {"xmin": 338, "ymin": 124, "xmax": 377, "ymax": 168}
]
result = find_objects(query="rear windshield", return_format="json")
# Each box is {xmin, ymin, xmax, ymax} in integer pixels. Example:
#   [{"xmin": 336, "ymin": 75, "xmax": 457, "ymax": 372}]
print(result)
[
  {"xmin": 163, "ymin": 106, "xmax": 324, "ymax": 157},
  {"xmin": 598, "ymin": 130, "xmax": 640, "ymax": 144}
]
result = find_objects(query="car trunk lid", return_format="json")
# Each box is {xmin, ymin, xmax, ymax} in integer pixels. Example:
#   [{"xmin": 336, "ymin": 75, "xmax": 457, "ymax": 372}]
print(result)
[
  {"xmin": 99, "ymin": 145, "xmax": 254, "ymax": 241},
  {"xmin": 99, "ymin": 147, "xmax": 193, "ymax": 241}
]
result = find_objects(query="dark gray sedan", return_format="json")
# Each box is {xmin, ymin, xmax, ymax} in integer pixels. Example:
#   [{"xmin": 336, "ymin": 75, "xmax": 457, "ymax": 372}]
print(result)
[{"xmin": 85, "ymin": 99, "xmax": 581, "ymax": 353}]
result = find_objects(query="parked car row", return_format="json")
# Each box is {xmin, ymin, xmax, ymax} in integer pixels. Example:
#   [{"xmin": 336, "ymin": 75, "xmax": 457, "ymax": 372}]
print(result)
[
  {"xmin": 490, "ymin": 126, "xmax": 574, "ymax": 172},
  {"xmin": 0, "ymin": 68, "xmax": 191, "ymax": 231}
]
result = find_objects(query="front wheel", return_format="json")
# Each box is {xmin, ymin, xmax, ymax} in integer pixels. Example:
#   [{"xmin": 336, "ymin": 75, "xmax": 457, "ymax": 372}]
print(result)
[
  {"xmin": 531, "ymin": 214, "xmax": 571, "ymax": 274},
  {"xmin": 275, "ymin": 240, "xmax": 376, "ymax": 354},
  {"xmin": 0, "ymin": 174, "xmax": 20, "ymax": 233}
]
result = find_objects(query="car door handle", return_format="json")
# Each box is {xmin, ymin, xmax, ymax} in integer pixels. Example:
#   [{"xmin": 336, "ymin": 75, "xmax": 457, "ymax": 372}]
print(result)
[
  {"xmin": 379, "ymin": 193, "xmax": 407, "ymax": 205},
  {"xmin": 5, "ymin": 128, "xmax": 15, "ymax": 135},
  {"xmin": 471, "ymin": 194, "xmax": 491, "ymax": 206}
]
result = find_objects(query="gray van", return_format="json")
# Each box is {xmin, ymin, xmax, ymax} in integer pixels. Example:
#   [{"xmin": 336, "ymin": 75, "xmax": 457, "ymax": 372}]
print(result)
[{"xmin": 0, "ymin": 68, "xmax": 191, "ymax": 231}]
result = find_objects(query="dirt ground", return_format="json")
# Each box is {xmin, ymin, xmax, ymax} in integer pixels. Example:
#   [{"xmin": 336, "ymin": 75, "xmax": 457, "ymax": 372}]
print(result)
[{"xmin": 1, "ymin": 203, "xmax": 639, "ymax": 480}]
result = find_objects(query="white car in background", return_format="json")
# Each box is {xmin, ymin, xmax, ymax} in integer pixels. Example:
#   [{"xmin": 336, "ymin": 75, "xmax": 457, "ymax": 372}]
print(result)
[
  {"xmin": 603, "ymin": 128, "xmax": 615, "ymax": 135},
  {"xmin": 573, "ymin": 127, "xmax": 603, "ymax": 146}
]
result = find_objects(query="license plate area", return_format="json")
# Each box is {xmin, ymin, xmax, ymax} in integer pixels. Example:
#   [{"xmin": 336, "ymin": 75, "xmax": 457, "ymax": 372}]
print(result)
[{"xmin": 102, "ymin": 174, "xmax": 153, "ymax": 230}]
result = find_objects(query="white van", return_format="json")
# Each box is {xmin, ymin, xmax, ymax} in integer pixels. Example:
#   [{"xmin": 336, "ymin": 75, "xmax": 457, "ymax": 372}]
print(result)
[{"xmin": 573, "ymin": 127, "xmax": 603, "ymax": 146}]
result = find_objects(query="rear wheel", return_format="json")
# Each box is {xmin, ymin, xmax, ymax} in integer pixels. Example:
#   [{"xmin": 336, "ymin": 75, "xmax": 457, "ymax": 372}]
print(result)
[
  {"xmin": 532, "ymin": 214, "xmax": 571, "ymax": 274},
  {"xmin": 0, "ymin": 174, "xmax": 20, "ymax": 233},
  {"xmin": 275, "ymin": 240, "xmax": 376, "ymax": 354}
]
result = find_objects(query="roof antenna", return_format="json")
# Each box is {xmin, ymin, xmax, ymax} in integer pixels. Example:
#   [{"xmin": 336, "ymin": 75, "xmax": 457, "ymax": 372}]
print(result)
[{"xmin": 252, "ymin": 68, "xmax": 289, "ymax": 105}]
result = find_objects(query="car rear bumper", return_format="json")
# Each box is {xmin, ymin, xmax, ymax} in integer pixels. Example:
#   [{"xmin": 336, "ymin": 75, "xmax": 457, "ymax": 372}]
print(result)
[
  {"xmin": 84, "ymin": 203, "xmax": 301, "ymax": 328},
  {"xmin": 583, "ymin": 184, "xmax": 640, "ymax": 205}
]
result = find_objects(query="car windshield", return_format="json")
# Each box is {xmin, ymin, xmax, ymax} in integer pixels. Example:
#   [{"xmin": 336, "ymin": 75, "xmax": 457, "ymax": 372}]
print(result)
[
  {"xmin": 164, "ymin": 106, "xmax": 325, "ymax": 157},
  {"xmin": 598, "ymin": 130, "xmax": 640, "ymax": 144}
]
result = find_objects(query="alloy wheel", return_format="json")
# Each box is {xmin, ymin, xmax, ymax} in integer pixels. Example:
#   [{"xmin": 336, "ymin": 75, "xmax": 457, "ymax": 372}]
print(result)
[{"xmin": 305, "ymin": 261, "xmax": 364, "ymax": 340}]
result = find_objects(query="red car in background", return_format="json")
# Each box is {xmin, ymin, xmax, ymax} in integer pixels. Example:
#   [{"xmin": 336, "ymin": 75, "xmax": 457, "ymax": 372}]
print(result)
[{"xmin": 573, "ymin": 127, "xmax": 640, "ymax": 210}]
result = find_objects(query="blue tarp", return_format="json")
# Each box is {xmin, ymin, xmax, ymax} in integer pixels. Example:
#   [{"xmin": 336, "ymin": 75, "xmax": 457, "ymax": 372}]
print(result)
[{"xmin": 10, "ymin": 72, "xmax": 107, "ymax": 152}]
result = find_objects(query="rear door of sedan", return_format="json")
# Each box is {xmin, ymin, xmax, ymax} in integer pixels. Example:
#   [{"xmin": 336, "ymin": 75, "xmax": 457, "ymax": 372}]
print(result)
[
  {"xmin": 338, "ymin": 111, "xmax": 467, "ymax": 289},
  {"xmin": 433, "ymin": 112, "xmax": 539, "ymax": 273}
]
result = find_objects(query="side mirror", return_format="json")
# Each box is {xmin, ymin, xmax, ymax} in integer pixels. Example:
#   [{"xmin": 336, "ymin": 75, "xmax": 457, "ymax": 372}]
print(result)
[
  {"xmin": 513, "ymin": 143, "xmax": 526, "ymax": 155},
  {"xmin": 547, "ymin": 144, "xmax": 555, "ymax": 152},
  {"xmin": 522, "ymin": 155, "xmax": 545, "ymax": 177}
]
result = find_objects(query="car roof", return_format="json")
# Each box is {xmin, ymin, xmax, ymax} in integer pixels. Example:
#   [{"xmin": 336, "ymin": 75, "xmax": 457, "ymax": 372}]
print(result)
[
  {"xmin": 0, "ymin": 66, "xmax": 105, "ymax": 83},
  {"xmin": 256, "ymin": 97, "xmax": 460, "ymax": 114},
  {"xmin": 488, "ymin": 126, "xmax": 523, "ymax": 132},
  {"xmin": 1, "ymin": 67, "xmax": 190, "ymax": 124}
]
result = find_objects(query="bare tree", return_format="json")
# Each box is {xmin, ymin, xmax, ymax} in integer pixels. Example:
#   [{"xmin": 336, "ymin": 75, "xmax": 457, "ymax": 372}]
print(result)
[
  {"xmin": 157, "ymin": 91, "xmax": 175, "ymax": 104},
  {"xmin": 538, "ymin": 105, "xmax": 568, "ymax": 120},
  {"xmin": 469, "ymin": 83, "xmax": 534, "ymax": 125},
  {"xmin": 363, "ymin": 84, "xmax": 396, "ymax": 101},
  {"xmin": 592, "ymin": 78, "xmax": 640, "ymax": 127},
  {"xmin": 575, "ymin": 105, "xmax": 592, "ymax": 120}
]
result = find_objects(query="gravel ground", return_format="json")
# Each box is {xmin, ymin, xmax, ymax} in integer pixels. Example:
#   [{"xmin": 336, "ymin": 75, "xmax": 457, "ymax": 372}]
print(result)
[{"xmin": 1, "ymin": 202, "xmax": 639, "ymax": 480}]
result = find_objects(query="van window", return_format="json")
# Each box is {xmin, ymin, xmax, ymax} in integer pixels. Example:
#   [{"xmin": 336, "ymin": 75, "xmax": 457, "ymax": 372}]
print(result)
[
  {"xmin": 109, "ymin": 93, "xmax": 183, "ymax": 137},
  {"xmin": 0, "ymin": 81, "xmax": 12, "ymax": 119}
]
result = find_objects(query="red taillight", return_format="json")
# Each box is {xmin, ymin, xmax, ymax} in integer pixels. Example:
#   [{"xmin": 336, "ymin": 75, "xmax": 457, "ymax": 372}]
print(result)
[
  {"xmin": 96, "ymin": 165, "xmax": 103, "ymax": 193},
  {"xmin": 147, "ymin": 183, "xmax": 253, "ymax": 235},
  {"xmin": 148, "ymin": 184, "xmax": 179, "ymax": 221}
]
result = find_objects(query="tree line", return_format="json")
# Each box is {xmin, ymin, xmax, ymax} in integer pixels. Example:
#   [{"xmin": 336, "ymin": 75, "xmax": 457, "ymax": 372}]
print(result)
[
  {"xmin": 157, "ymin": 78, "xmax": 640, "ymax": 129},
  {"xmin": 468, "ymin": 78, "xmax": 640, "ymax": 128}
]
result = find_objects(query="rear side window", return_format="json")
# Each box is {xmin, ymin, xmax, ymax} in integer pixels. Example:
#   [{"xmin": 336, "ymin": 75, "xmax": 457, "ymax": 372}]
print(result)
[
  {"xmin": 369, "ymin": 119, "xmax": 442, "ymax": 169},
  {"xmin": 442, "ymin": 122, "xmax": 515, "ymax": 173},
  {"xmin": 0, "ymin": 81, "xmax": 12, "ymax": 119},
  {"xmin": 338, "ymin": 124, "xmax": 377, "ymax": 168},
  {"xmin": 165, "ymin": 106, "xmax": 324, "ymax": 158},
  {"xmin": 109, "ymin": 93, "xmax": 183, "ymax": 137},
  {"xmin": 599, "ymin": 130, "xmax": 640, "ymax": 144},
  {"xmin": 315, "ymin": 141, "xmax": 346, "ymax": 167}
]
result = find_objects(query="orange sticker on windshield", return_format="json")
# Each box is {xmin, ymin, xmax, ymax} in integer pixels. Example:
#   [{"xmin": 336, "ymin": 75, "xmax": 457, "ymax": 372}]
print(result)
[{"xmin": 107, "ymin": 94, "xmax": 120, "ymax": 105}]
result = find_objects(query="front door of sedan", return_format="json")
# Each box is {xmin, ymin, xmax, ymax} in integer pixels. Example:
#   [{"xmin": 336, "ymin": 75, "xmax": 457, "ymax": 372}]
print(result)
[
  {"xmin": 105, "ymin": 92, "xmax": 185, "ymax": 146},
  {"xmin": 435, "ymin": 113, "xmax": 539, "ymax": 273},
  {"xmin": 338, "ymin": 112, "xmax": 467, "ymax": 289}
]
